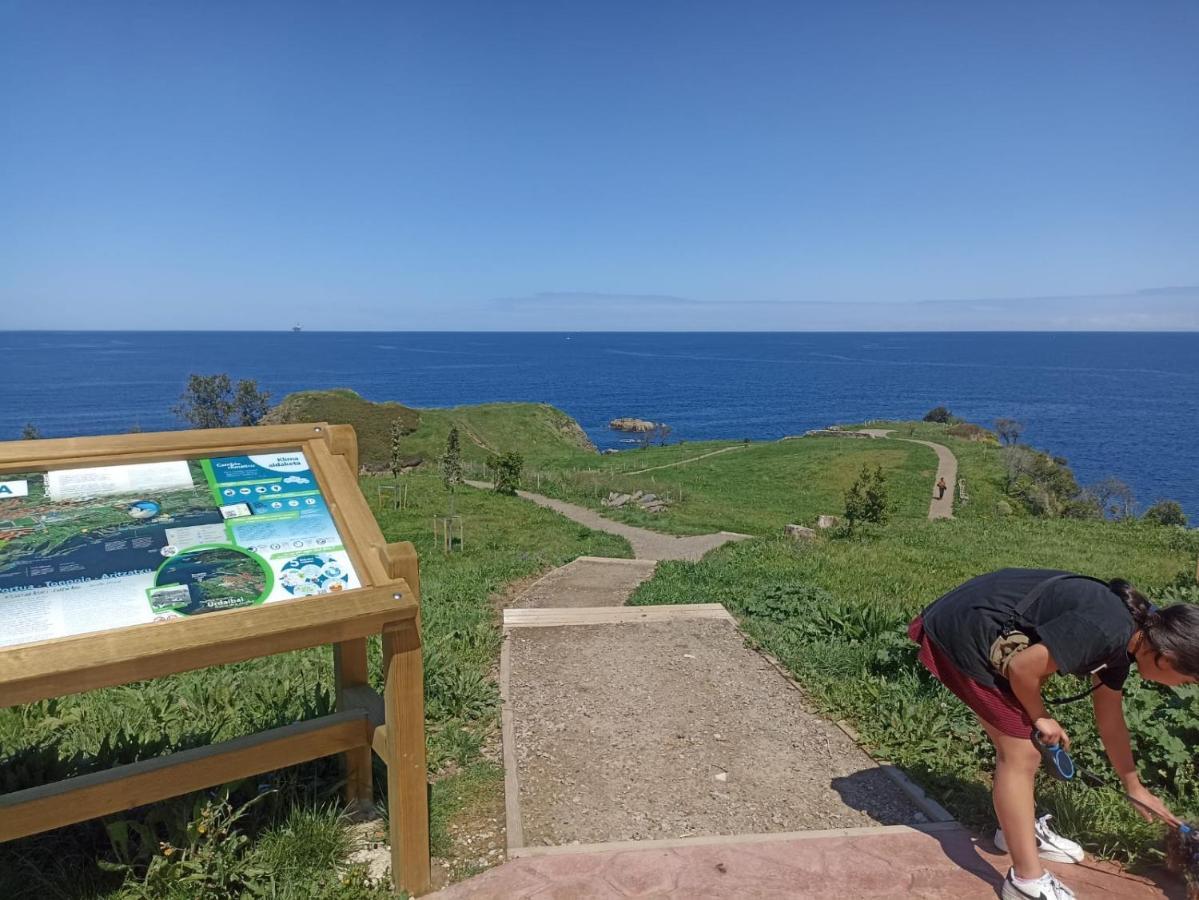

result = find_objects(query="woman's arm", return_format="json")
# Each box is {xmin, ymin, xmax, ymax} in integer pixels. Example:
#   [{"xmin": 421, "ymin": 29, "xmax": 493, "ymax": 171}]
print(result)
[
  {"xmin": 1005, "ymin": 643, "xmax": 1067, "ymax": 746},
  {"xmin": 1092, "ymin": 680, "xmax": 1178, "ymax": 824}
]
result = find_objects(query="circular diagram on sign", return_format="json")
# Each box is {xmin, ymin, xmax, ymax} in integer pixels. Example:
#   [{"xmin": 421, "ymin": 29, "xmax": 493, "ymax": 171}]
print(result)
[
  {"xmin": 148, "ymin": 545, "xmax": 272, "ymax": 615},
  {"xmin": 279, "ymin": 553, "xmax": 350, "ymax": 596}
]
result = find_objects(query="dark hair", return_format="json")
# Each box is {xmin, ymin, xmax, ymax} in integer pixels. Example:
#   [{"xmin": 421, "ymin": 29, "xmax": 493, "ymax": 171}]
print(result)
[{"xmin": 1110, "ymin": 578, "xmax": 1199, "ymax": 677}]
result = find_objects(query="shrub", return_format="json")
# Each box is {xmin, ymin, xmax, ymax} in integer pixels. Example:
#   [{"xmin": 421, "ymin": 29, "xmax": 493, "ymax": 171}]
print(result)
[
  {"xmin": 923, "ymin": 406, "xmax": 954, "ymax": 424},
  {"xmin": 1144, "ymin": 500, "xmax": 1188, "ymax": 528},
  {"xmin": 946, "ymin": 422, "xmax": 995, "ymax": 442},
  {"xmin": 844, "ymin": 464, "xmax": 890, "ymax": 531},
  {"xmin": 487, "ymin": 451, "xmax": 524, "ymax": 495}
]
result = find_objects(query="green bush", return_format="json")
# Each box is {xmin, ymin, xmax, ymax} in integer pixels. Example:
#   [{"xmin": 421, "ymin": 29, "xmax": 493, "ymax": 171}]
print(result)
[
  {"xmin": 486, "ymin": 451, "xmax": 523, "ymax": 495},
  {"xmin": 844, "ymin": 464, "xmax": 890, "ymax": 531},
  {"xmin": 1144, "ymin": 500, "xmax": 1188, "ymax": 528}
]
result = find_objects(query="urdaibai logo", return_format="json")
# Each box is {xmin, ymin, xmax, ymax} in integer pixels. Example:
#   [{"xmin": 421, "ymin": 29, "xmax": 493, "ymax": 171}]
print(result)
[{"xmin": 0, "ymin": 480, "xmax": 30, "ymax": 498}]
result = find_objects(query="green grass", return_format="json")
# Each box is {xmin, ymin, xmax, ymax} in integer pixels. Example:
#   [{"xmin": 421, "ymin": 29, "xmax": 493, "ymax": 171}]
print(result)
[
  {"xmin": 264, "ymin": 389, "xmax": 597, "ymax": 471},
  {"xmin": 0, "ymin": 470, "xmax": 629, "ymax": 899},
  {"xmin": 529, "ymin": 435, "xmax": 938, "ymax": 536},
  {"xmin": 631, "ymin": 523, "xmax": 1199, "ymax": 866}
]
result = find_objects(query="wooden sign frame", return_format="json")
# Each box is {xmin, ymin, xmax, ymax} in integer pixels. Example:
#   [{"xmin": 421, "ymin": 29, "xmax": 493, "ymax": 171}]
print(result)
[{"xmin": 0, "ymin": 423, "xmax": 430, "ymax": 895}]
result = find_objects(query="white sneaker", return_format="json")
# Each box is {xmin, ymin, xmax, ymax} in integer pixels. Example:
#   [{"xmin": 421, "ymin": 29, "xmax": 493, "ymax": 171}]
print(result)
[
  {"xmin": 1001, "ymin": 868, "xmax": 1077, "ymax": 900},
  {"xmin": 995, "ymin": 814, "xmax": 1085, "ymax": 864}
]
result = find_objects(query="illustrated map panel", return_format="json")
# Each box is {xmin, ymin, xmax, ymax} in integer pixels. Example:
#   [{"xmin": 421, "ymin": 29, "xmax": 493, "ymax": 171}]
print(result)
[{"xmin": 0, "ymin": 451, "xmax": 361, "ymax": 649}]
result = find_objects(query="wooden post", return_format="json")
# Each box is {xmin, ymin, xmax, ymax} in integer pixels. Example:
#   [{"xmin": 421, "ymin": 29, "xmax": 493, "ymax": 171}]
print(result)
[
  {"xmin": 383, "ymin": 620, "xmax": 431, "ymax": 895},
  {"xmin": 334, "ymin": 638, "xmax": 373, "ymax": 812}
]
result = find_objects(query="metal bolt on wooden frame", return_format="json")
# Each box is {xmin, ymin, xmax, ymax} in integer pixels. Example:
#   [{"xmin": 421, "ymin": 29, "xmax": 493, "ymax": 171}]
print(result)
[{"xmin": 0, "ymin": 423, "xmax": 431, "ymax": 895}]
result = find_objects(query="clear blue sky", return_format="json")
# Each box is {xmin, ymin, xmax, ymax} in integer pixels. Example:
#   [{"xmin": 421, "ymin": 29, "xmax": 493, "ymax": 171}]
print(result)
[{"xmin": 2, "ymin": 1, "xmax": 1197, "ymax": 330}]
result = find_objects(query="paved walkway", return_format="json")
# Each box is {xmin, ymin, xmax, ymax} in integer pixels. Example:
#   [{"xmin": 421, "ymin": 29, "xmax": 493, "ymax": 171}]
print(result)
[
  {"xmin": 465, "ymin": 481, "xmax": 748, "ymax": 561},
  {"xmin": 430, "ymin": 823, "xmax": 1182, "ymax": 899},
  {"xmin": 855, "ymin": 430, "xmax": 958, "ymax": 520}
]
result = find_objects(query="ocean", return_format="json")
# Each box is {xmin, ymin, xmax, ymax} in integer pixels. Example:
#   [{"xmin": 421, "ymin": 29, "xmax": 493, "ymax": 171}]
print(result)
[{"xmin": 2, "ymin": 331, "xmax": 1196, "ymax": 518}]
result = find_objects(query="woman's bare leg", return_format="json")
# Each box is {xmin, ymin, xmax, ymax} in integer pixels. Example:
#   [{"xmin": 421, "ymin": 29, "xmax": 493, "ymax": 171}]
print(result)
[{"xmin": 980, "ymin": 717, "xmax": 1043, "ymax": 880}]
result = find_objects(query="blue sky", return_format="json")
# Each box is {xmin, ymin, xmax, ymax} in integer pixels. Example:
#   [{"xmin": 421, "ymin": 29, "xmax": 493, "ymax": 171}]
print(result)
[{"xmin": 2, "ymin": 1, "xmax": 1197, "ymax": 330}]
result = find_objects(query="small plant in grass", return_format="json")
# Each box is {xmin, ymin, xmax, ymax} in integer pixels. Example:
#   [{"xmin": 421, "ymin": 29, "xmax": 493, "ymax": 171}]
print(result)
[
  {"xmin": 844, "ymin": 464, "xmax": 891, "ymax": 532},
  {"xmin": 389, "ymin": 417, "xmax": 407, "ymax": 479},
  {"xmin": 487, "ymin": 451, "xmax": 523, "ymax": 495},
  {"xmin": 441, "ymin": 427, "xmax": 464, "ymax": 514}
]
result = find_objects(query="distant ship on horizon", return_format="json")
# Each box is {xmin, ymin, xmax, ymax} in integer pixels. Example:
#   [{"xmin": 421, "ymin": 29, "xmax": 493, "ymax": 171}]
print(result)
[{"xmin": 291, "ymin": 323, "xmax": 302, "ymax": 332}]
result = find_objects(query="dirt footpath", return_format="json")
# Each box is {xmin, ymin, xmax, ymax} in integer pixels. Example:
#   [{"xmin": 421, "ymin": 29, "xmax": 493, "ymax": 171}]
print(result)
[
  {"xmin": 509, "ymin": 618, "xmax": 920, "ymax": 847},
  {"xmin": 510, "ymin": 558, "xmax": 658, "ymax": 609}
]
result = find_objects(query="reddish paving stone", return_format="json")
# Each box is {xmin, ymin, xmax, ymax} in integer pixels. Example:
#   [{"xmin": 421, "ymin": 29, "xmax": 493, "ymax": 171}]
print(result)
[{"xmin": 430, "ymin": 826, "xmax": 1184, "ymax": 900}]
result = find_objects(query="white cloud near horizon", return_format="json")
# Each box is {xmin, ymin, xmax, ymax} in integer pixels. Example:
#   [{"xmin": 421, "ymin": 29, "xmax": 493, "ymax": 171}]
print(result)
[{"xmin": 488, "ymin": 286, "xmax": 1199, "ymax": 331}]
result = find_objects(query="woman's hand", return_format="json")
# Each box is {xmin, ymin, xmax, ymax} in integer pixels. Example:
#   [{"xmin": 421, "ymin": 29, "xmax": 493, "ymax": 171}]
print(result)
[
  {"xmin": 1033, "ymin": 717, "xmax": 1071, "ymax": 749},
  {"xmin": 1126, "ymin": 784, "xmax": 1178, "ymax": 825}
]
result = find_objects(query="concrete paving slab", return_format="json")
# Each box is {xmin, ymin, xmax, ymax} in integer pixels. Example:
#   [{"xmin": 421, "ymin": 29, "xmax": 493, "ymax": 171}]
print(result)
[{"xmin": 431, "ymin": 824, "xmax": 1183, "ymax": 899}]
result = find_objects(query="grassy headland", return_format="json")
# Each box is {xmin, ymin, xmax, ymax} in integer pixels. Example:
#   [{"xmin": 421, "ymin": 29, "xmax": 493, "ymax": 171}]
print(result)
[{"xmin": 4, "ymin": 391, "xmax": 1196, "ymax": 893}]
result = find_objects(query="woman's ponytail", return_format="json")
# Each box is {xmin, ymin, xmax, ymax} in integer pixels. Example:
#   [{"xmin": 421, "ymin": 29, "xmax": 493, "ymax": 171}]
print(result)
[{"xmin": 1109, "ymin": 578, "xmax": 1199, "ymax": 678}]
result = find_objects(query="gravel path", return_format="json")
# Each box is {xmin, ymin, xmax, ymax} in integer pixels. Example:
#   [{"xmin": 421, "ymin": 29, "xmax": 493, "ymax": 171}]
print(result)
[
  {"xmin": 465, "ymin": 481, "xmax": 748, "ymax": 561},
  {"xmin": 509, "ymin": 618, "xmax": 921, "ymax": 847},
  {"xmin": 510, "ymin": 558, "xmax": 658, "ymax": 609}
]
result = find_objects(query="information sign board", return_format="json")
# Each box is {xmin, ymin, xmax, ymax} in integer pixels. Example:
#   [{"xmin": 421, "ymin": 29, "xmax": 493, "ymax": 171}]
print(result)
[{"xmin": 0, "ymin": 449, "xmax": 360, "ymax": 648}]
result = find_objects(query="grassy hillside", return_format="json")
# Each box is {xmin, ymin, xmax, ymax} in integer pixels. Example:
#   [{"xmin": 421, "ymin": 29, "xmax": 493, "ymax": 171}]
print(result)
[
  {"xmin": 263, "ymin": 389, "xmax": 597, "ymax": 471},
  {"xmin": 529, "ymin": 435, "xmax": 938, "ymax": 535}
]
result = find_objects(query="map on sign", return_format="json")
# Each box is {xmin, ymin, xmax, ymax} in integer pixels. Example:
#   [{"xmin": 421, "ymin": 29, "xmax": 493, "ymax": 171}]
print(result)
[{"xmin": 0, "ymin": 451, "xmax": 361, "ymax": 649}]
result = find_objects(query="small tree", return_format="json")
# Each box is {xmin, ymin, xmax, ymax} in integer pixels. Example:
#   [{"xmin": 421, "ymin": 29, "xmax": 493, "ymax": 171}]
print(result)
[
  {"xmin": 994, "ymin": 417, "xmax": 1024, "ymax": 446},
  {"xmin": 844, "ymin": 464, "xmax": 890, "ymax": 532},
  {"xmin": 1144, "ymin": 500, "xmax": 1187, "ymax": 527},
  {"xmin": 654, "ymin": 423, "xmax": 673, "ymax": 446},
  {"xmin": 441, "ymin": 427, "xmax": 464, "ymax": 513},
  {"xmin": 1086, "ymin": 476, "xmax": 1136, "ymax": 521},
  {"xmin": 173, "ymin": 374, "xmax": 270, "ymax": 429},
  {"xmin": 233, "ymin": 379, "xmax": 271, "ymax": 426},
  {"xmin": 487, "ymin": 451, "xmax": 523, "ymax": 495},
  {"xmin": 20, "ymin": 423, "xmax": 41, "ymax": 440},
  {"xmin": 923, "ymin": 406, "xmax": 953, "ymax": 424}
]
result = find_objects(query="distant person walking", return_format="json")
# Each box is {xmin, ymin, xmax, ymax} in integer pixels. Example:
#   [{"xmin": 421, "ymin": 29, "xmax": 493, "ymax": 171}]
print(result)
[
  {"xmin": 909, "ymin": 569, "xmax": 1198, "ymax": 900},
  {"xmin": 936, "ymin": 476, "xmax": 948, "ymax": 499}
]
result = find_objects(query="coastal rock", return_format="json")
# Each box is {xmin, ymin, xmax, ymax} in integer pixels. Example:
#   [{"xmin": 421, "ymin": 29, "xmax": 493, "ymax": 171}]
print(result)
[
  {"xmin": 604, "ymin": 493, "xmax": 633, "ymax": 508},
  {"xmin": 610, "ymin": 417, "xmax": 657, "ymax": 433},
  {"xmin": 784, "ymin": 524, "xmax": 818, "ymax": 542},
  {"xmin": 816, "ymin": 515, "xmax": 841, "ymax": 529}
]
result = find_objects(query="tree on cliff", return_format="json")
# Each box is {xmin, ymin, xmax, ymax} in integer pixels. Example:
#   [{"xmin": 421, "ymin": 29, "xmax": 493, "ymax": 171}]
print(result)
[
  {"xmin": 1143, "ymin": 499, "xmax": 1186, "ymax": 527},
  {"xmin": 923, "ymin": 406, "xmax": 954, "ymax": 424},
  {"xmin": 173, "ymin": 374, "xmax": 271, "ymax": 429},
  {"xmin": 20, "ymin": 423, "xmax": 41, "ymax": 440},
  {"xmin": 995, "ymin": 417, "xmax": 1024, "ymax": 446}
]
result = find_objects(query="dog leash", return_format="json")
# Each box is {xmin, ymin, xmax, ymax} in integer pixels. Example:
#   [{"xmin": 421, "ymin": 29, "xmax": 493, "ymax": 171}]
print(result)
[{"xmin": 1033, "ymin": 730, "xmax": 1191, "ymax": 831}]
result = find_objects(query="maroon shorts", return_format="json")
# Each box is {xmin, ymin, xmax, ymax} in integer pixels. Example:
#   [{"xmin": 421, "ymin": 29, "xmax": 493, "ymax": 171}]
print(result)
[{"xmin": 908, "ymin": 615, "xmax": 1033, "ymax": 739}]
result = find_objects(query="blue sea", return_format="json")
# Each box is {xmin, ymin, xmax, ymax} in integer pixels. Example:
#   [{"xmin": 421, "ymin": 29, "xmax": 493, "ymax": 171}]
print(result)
[{"xmin": 2, "ymin": 331, "xmax": 1197, "ymax": 518}]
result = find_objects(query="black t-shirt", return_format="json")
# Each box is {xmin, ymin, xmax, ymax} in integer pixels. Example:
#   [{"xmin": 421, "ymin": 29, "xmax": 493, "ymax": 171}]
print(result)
[{"xmin": 920, "ymin": 568, "xmax": 1135, "ymax": 691}]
